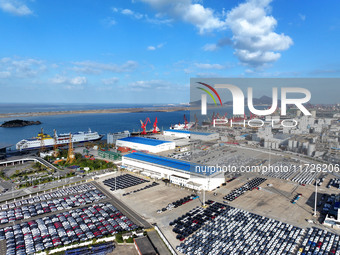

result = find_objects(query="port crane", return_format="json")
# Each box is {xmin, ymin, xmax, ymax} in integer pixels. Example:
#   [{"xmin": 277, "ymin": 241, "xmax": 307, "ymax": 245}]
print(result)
[
  {"xmin": 66, "ymin": 133, "xmax": 75, "ymax": 164},
  {"xmin": 192, "ymin": 114, "xmax": 199, "ymax": 128},
  {"xmin": 183, "ymin": 114, "xmax": 188, "ymax": 129},
  {"xmin": 140, "ymin": 117, "xmax": 151, "ymax": 135},
  {"xmin": 39, "ymin": 128, "xmax": 45, "ymax": 153},
  {"xmin": 152, "ymin": 117, "xmax": 159, "ymax": 133},
  {"xmin": 53, "ymin": 129, "xmax": 59, "ymax": 157}
]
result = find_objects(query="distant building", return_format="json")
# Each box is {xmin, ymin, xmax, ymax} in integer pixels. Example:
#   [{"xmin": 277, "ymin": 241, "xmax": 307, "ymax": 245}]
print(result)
[
  {"xmin": 0, "ymin": 143, "xmax": 11, "ymax": 160},
  {"xmin": 122, "ymin": 152, "xmax": 224, "ymax": 191},
  {"xmin": 163, "ymin": 129, "xmax": 219, "ymax": 141},
  {"xmin": 107, "ymin": 131, "xmax": 130, "ymax": 144},
  {"xmin": 134, "ymin": 236, "xmax": 158, "ymax": 255},
  {"xmin": 116, "ymin": 137, "xmax": 175, "ymax": 153},
  {"xmin": 323, "ymin": 194, "xmax": 340, "ymax": 229}
]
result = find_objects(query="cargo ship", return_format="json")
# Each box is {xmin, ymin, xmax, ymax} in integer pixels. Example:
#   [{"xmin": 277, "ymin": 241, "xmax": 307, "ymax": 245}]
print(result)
[{"xmin": 16, "ymin": 129, "xmax": 103, "ymax": 151}]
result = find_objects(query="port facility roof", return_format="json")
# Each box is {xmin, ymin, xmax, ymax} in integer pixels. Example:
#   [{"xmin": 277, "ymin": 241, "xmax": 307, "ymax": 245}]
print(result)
[
  {"xmin": 117, "ymin": 136, "xmax": 172, "ymax": 146},
  {"xmin": 0, "ymin": 143, "xmax": 12, "ymax": 150},
  {"xmin": 124, "ymin": 152, "xmax": 214, "ymax": 176},
  {"xmin": 165, "ymin": 129, "xmax": 214, "ymax": 136},
  {"xmin": 134, "ymin": 236, "xmax": 157, "ymax": 255}
]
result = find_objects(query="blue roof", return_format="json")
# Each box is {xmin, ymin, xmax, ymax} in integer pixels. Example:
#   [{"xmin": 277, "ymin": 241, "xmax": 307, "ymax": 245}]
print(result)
[
  {"xmin": 124, "ymin": 152, "xmax": 214, "ymax": 176},
  {"xmin": 118, "ymin": 136, "xmax": 171, "ymax": 146},
  {"xmin": 165, "ymin": 129, "xmax": 213, "ymax": 136}
]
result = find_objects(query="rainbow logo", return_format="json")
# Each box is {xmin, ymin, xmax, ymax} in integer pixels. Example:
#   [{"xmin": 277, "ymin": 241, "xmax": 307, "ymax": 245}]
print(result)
[{"xmin": 196, "ymin": 82, "xmax": 223, "ymax": 106}]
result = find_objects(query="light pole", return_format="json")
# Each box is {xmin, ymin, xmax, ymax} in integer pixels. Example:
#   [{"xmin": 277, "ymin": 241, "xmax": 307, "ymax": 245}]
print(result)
[{"xmin": 314, "ymin": 177, "xmax": 318, "ymax": 217}]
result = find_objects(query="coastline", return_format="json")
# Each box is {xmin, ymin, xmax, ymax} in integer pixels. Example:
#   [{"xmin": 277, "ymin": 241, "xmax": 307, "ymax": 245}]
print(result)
[{"xmin": 0, "ymin": 106, "xmax": 191, "ymax": 119}]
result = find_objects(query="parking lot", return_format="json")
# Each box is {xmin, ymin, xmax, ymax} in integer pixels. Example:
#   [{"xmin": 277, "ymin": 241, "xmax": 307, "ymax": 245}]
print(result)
[
  {"xmin": 0, "ymin": 181, "xmax": 145, "ymax": 255},
  {"xmin": 298, "ymin": 227, "xmax": 340, "ymax": 254},
  {"xmin": 103, "ymin": 173, "xmax": 149, "ymax": 191},
  {"xmin": 0, "ymin": 184, "xmax": 106, "ymax": 225},
  {"xmin": 0, "ymin": 165, "xmax": 335, "ymax": 255},
  {"xmin": 0, "ymin": 203, "xmax": 138, "ymax": 255},
  {"xmin": 176, "ymin": 204, "xmax": 306, "ymax": 255}
]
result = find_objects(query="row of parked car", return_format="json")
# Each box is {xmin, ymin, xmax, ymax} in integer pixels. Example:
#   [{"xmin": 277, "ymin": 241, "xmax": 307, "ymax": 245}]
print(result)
[
  {"xmin": 157, "ymin": 194, "xmax": 199, "ymax": 214},
  {"xmin": 103, "ymin": 174, "xmax": 149, "ymax": 191},
  {"xmin": 327, "ymin": 178, "xmax": 340, "ymax": 189},
  {"xmin": 0, "ymin": 189, "xmax": 106, "ymax": 224},
  {"xmin": 0, "ymin": 183, "xmax": 97, "ymax": 211},
  {"xmin": 170, "ymin": 201, "xmax": 226, "ymax": 241},
  {"xmin": 223, "ymin": 177, "xmax": 267, "ymax": 202},
  {"xmin": 0, "ymin": 203, "xmax": 138, "ymax": 255},
  {"xmin": 291, "ymin": 166, "xmax": 318, "ymax": 185},
  {"xmin": 176, "ymin": 205, "xmax": 305, "ymax": 255},
  {"xmin": 261, "ymin": 162, "xmax": 297, "ymax": 180},
  {"xmin": 297, "ymin": 227, "xmax": 339, "ymax": 255},
  {"xmin": 123, "ymin": 182, "xmax": 159, "ymax": 196}
]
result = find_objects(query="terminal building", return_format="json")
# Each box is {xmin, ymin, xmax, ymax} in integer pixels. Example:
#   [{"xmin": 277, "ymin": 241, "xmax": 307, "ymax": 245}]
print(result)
[
  {"xmin": 107, "ymin": 131, "xmax": 130, "ymax": 145},
  {"xmin": 0, "ymin": 143, "xmax": 11, "ymax": 160},
  {"xmin": 122, "ymin": 152, "xmax": 224, "ymax": 191},
  {"xmin": 163, "ymin": 129, "xmax": 219, "ymax": 141},
  {"xmin": 116, "ymin": 137, "xmax": 175, "ymax": 153}
]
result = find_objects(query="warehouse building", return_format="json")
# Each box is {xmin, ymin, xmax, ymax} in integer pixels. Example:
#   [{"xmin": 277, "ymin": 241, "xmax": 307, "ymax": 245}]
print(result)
[
  {"xmin": 0, "ymin": 143, "xmax": 11, "ymax": 160},
  {"xmin": 107, "ymin": 131, "xmax": 130, "ymax": 144},
  {"xmin": 116, "ymin": 137, "xmax": 175, "ymax": 153},
  {"xmin": 163, "ymin": 129, "xmax": 219, "ymax": 141},
  {"xmin": 122, "ymin": 152, "xmax": 224, "ymax": 191}
]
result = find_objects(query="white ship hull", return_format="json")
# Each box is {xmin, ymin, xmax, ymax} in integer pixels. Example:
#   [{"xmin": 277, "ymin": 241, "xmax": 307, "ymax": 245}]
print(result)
[{"xmin": 16, "ymin": 130, "xmax": 103, "ymax": 151}]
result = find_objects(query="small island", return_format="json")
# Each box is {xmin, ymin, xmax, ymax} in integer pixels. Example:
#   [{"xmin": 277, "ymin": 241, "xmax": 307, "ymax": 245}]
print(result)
[{"xmin": 0, "ymin": 119, "xmax": 42, "ymax": 128}]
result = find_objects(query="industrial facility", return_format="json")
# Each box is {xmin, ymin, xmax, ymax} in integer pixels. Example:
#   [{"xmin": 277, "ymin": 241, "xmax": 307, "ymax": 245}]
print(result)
[
  {"xmin": 122, "ymin": 152, "xmax": 225, "ymax": 191},
  {"xmin": 107, "ymin": 130, "xmax": 130, "ymax": 145},
  {"xmin": 116, "ymin": 137, "xmax": 176, "ymax": 153},
  {"xmin": 163, "ymin": 129, "xmax": 219, "ymax": 141}
]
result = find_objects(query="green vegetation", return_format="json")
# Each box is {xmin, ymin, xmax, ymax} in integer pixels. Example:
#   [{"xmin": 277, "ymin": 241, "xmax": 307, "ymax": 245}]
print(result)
[
  {"xmin": 11, "ymin": 164, "xmax": 47, "ymax": 179},
  {"xmin": 47, "ymin": 151, "xmax": 116, "ymax": 171},
  {"xmin": 126, "ymin": 237, "xmax": 134, "ymax": 243},
  {"xmin": 115, "ymin": 233, "xmax": 124, "ymax": 243},
  {"xmin": 0, "ymin": 170, "xmax": 9, "ymax": 180}
]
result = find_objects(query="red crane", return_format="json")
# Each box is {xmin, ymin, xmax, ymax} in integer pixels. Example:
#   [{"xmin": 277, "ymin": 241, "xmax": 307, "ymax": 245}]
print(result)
[
  {"xmin": 193, "ymin": 114, "xmax": 198, "ymax": 128},
  {"xmin": 183, "ymin": 114, "xmax": 188, "ymax": 129},
  {"xmin": 152, "ymin": 117, "xmax": 158, "ymax": 133},
  {"xmin": 140, "ymin": 117, "xmax": 151, "ymax": 135}
]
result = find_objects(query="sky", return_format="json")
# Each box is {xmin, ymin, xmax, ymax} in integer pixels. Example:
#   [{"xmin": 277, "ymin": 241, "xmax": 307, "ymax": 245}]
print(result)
[{"xmin": 0, "ymin": 0, "xmax": 339, "ymax": 104}]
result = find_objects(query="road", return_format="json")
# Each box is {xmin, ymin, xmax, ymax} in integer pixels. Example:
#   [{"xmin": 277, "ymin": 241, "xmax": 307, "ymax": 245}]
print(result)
[
  {"xmin": 0, "ymin": 175, "xmax": 88, "ymax": 204},
  {"xmin": 92, "ymin": 182, "xmax": 152, "ymax": 229}
]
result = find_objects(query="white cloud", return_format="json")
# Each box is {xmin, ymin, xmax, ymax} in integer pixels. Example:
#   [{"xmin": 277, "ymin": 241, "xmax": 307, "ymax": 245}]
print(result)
[
  {"xmin": 0, "ymin": 0, "xmax": 33, "ymax": 16},
  {"xmin": 139, "ymin": 0, "xmax": 226, "ymax": 34},
  {"xmin": 225, "ymin": 0, "xmax": 293, "ymax": 67},
  {"xmin": 299, "ymin": 13, "xmax": 306, "ymax": 21},
  {"xmin": 72, "ymin": 60, "xmax": 138, "ymax": 74},
  {"xmin": 103, "ymin": 17, "xmax": 116, "ymax": 27},
  {"xmin": 50, "ymin": 75, "xmax": 87, "ymax": 89},
  {"xmin": 147, "ymin": 43, "xmax": 164, "ymax": 51},
  {"xmin": 128, "ymin": 79, "xmax": 175, "ymax": 91},
  {"xmin": 0, "ymin": 57, "xmax": 46, "ymax": 78},
  {"xmin": 203, "ymin": 37, "xmax": 232, "ymax": 51},
  {"xmin": 121, "ymin": 8, "xmax": 144, "ymax": 19},
  {"xmin": 202, "ymin": 43, "xmax": 218, "ymax": 51},
  {"xmin": 50, "ymin": 75, "xmax": 67, "ymax": 84},
  {"xmin": 102, "ymin": 77, "xmax": 119, "ymax": 85},
  {"xmin": 70, "ymin": 76, "xmax": 87, "ymax": 85},
  {"xmin": 195, "ymin": 63, "xmax": 225, "ymax": 70},
  {"xmin": 140, "ymin": 0, "xmax": 292, "ymax": 67},
  {"xmin": 122, "ymin": 9, "xmax": 133, "ymax": 15},
  {"xmin": 113, "ymin": 6, "xmax": 171, "ymax": 25},
  {"xmin": 147, "ymin": 46, "xmax": 156, "ymax": 51},
  {"xmin": 0, "ymin": 71, "xmax": 11, "ymax": 78}
]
